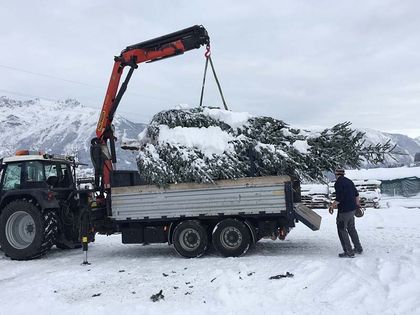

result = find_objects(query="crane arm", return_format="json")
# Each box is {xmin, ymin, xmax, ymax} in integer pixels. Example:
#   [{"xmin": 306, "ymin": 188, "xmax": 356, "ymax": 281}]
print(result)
[
  {"xmin": 91, "ymin": 25, "xmax": 209, "ymax": 192},
  {"xmin": 96, "ymin": 25, "xmax": 209, "ymax": 140}
]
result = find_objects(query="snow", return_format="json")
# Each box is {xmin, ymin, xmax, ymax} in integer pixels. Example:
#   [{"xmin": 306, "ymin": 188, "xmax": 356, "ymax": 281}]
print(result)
[
  {"xmin": 301, "ymin": 184, "xmax": 329, "ymax": 195},
  {"xmin": 292, "ymin": 140, "xmax": 309, "ymax": 154},
  {"xmin": 157, "ymin": 125, "xmax": 235, "ymax": 157},
  {"xmin": 382, "ymin": 194, "xmax": 420, "ymax": 208},
  {"xmin": 202, "ymin": 107, "xmax": 253, "ymax": 129},
  {"xmin": 175, "ymin": 104, "xmax": 191, "ymax": 110},
  {"xmin": 353, "ymin": 179, "xmax": 382, "ymax": 186},
  {"xmin": 346, "ymin": 166, "xmax": 420, "ymax": 181},
  {"xmin": 1, "ymin": 202, "xmax": 420, "ymax": 315}
]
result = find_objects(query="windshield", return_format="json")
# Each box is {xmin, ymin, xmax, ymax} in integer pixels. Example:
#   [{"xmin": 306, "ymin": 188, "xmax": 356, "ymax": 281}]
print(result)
[{"xmin": 2, "ymin": 163, "xmax": 22, "ymax": 190}]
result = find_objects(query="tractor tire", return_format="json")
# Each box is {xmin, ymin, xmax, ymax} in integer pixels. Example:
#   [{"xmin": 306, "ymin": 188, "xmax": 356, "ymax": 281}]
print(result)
[
  {"xmin": 0, "ymin": 200, "xmax": 58, "ymax": 260},
  {"xmin": 173, "ymin": 220, "xmax": 208, "ymax": 258},
  {"xmin": 212, "ymin": 218, "xmax": 251, "ymax": 257}
]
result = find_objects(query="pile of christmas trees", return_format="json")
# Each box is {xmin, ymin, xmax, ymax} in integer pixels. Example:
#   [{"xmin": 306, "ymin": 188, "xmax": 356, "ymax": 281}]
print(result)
[{"xmin": 136, "ymin": 107, "xmax": 393, "ymax": 186}]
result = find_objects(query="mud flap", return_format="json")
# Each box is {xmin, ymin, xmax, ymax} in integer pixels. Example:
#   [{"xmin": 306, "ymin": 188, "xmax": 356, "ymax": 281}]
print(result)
[{"xmin": 294, "ymin": 203, "xmax": 322, "ymax": 231}]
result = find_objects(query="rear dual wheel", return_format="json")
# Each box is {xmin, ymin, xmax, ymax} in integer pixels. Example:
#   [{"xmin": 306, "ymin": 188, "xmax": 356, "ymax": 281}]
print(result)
[
  {"xmin": 173, "ymin": 220, "xmax": 208, "ymax": 258},
  {"xmin": 172, "ymin": 218, "xmax": 252, "ymax": 258},
  {"xmin": 212, "ymin": 219, "xmax": 251, "ymax": 257}
]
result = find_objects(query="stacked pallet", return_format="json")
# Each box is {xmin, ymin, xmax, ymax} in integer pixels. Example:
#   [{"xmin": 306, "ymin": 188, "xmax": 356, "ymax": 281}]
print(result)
[
  {"xmin": 353, "ymin": 180, "xmax": 381, "ymax": 208},
  {"xmin": 301, "ymin": 184, "xmax": 330, "ymax": 209}
]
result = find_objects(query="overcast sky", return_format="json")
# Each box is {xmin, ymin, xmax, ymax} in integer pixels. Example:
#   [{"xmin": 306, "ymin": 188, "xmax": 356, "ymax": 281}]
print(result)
[{"xmin": 1, "ymin": 0, "xmax": 419, "ymax": 137}]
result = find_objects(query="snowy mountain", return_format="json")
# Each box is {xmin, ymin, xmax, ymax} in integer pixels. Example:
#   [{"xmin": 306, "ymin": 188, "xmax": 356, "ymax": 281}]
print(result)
[
  {"xmin": 360, "ymin": 128, "xmax": 420, "ymax": 166},
  {"xmin": 0, "ymin": 97, "xmax": 145, "ymax": 170}
]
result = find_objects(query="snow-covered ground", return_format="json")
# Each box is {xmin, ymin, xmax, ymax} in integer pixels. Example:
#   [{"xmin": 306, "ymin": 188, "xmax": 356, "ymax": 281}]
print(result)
[{"xmin": 1, "ymin": 199, "xmax": 419, "ymax": 315}]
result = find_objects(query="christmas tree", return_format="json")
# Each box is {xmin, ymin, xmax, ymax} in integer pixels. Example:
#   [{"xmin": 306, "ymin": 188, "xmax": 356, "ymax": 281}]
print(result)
[{"xmin": 136, "ymin": 107, "xmax": 393, "ymax": 186}]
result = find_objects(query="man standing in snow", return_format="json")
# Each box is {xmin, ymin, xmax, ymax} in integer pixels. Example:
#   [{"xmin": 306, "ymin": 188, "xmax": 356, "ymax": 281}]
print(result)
[{"xmin": 329, "ymin": 168, "xmax": 363, "ymax": 258}]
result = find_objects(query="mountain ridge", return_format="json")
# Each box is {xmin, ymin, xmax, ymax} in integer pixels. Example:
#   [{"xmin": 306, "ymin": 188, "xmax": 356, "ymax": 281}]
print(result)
[{"xmin": 0, "ymin": 96, "xmax": 145, "ymax": 170}]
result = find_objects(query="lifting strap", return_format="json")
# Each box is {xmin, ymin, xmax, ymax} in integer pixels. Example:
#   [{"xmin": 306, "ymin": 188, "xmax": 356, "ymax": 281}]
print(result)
[{"xmin": 199, "ymin": 44, "xmax": 229, "ymax": 110}]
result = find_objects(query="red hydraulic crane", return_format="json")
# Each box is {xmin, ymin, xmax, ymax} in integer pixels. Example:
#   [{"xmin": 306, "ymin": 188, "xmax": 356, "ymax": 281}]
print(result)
[{"xmin": 90, "ymin": 25, "xmax": 210, "ymax": 193}]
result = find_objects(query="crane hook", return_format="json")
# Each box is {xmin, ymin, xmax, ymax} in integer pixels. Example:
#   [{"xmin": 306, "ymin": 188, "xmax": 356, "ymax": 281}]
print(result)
[{"xmin": 204, "ymin": 44, "xmax": 211, "ymax": 58}]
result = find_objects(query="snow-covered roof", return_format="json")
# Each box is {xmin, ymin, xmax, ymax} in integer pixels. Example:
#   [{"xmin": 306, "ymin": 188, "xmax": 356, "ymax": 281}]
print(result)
[
  {"xmin": 346, "ymin": 167, "xmax": 420, "ymax": 181},
  {"xmin": 353, "ymin": 179, "xmax": 382, "ymax": 186}
]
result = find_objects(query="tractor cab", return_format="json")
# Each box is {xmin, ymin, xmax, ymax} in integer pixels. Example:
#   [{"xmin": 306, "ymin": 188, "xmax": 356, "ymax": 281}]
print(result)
[{"xmin": 0, "ymin": 151, "xmax": 76, "ymax": 202}]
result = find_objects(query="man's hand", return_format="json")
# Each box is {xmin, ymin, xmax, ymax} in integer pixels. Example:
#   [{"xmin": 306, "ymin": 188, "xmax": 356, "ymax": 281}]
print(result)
[{"xmin": 329, "ymin": 201, "xmax": 337, "ymax": 215}]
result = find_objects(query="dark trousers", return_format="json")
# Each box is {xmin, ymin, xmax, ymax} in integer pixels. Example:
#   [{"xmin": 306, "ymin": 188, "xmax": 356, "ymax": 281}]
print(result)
[{"xmin": 336, "ymin": 211, "xmax": 362, "ymax": 253}]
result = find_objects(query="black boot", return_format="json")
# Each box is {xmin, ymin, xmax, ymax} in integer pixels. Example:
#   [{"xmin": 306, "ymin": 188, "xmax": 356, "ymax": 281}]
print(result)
[
  {"xmin": 338, "ymin": 251, "xmax": 355, "ymax": 258},
  {"xmin": 353, "ymin": 247, "xmax": 363, "ymax": 254}
]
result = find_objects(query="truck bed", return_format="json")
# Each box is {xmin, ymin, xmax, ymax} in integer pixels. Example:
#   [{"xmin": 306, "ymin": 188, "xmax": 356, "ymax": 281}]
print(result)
[{"xmin": 111, "ymin": 176, "xmax": 292, "ymax": 221}]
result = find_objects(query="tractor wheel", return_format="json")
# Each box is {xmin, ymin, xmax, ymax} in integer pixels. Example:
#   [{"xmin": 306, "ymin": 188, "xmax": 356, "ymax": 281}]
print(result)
[{"xmin": 0, "ymin": 200, "xmax": 58, "ymax": 260}]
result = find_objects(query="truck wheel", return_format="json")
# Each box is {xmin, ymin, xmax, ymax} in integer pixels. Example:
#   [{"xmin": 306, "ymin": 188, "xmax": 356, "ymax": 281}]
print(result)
[
  {"xmin": 173, "ymin": 220, "xmax": 208, "ymax": 258},
  {"xmin": 212, "ymin": 218, "xmax": 251, "ymax": 257},
  {"xmin": 0, "ymin": 200, "xmax": 58, "ymax": 260}
]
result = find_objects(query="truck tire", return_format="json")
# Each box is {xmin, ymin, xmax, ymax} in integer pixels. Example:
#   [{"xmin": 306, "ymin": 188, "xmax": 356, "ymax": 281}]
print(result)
[
  {"xmin": 212, "ymin": 218, "xmax": 251, "ymax": 257},
  {"xmin": 173, "ymin": 220, "xmax": 208, "ymax": 258},
  {"xmin": 0, "ymin": 200, "xmax": 58, "ymax": 260}
]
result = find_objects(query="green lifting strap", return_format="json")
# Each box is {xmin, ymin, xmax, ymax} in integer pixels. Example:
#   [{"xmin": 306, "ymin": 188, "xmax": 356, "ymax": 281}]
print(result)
[{"xmin": 199, "ymin": 46, "xmax": 229, "ymax": 110}]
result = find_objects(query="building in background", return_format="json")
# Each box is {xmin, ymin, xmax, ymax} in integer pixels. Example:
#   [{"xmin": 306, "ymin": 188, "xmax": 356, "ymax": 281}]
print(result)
[{"xmin": 346, "ymin": 167, "xmax": 420, "ymax": 198}]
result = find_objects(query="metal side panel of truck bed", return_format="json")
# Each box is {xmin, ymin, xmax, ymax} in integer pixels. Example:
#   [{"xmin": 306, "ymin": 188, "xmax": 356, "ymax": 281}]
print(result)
[{"xmin": 110, "ymin": 176, "xmax": 292, "ymax": 221}]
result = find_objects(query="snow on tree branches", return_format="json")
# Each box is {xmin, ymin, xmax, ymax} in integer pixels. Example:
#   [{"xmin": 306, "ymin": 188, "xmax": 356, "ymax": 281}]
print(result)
[{"xmin": 136, "ymin": 107, "xmax": 394, "ymax": 186}]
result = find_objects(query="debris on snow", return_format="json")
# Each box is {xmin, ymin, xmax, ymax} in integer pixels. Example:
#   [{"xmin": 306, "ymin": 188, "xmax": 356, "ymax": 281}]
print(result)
[
  {"xmin": 269, "ymin": 272, "xmax": 294, "ymax": 280},
  {"xmin": 150, "ymin": 290, "xmax": 164, "ymax": 302}
]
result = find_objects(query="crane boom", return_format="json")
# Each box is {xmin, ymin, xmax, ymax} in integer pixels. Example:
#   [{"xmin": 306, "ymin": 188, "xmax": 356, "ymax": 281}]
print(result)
[{"xmin": 91, "ymin": 25, "xmax": 209, "ymax": 192}]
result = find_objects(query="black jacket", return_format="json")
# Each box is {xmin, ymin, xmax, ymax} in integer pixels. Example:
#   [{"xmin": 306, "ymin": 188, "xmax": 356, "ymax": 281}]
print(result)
[{"xmin": 334, "ymin": 176, "xmax": 359, "ymax": 212}]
